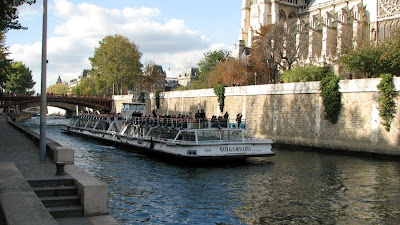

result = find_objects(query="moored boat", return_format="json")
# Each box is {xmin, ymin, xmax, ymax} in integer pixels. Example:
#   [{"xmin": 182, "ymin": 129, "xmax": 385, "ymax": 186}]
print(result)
[{"xmin": 62, "ymin": 104, "xmax": 274, "ymax": 161}]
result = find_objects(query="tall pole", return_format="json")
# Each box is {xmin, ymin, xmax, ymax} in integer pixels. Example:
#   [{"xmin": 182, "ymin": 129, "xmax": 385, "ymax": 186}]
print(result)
[{"xmin": 39, "ymin": 0, "xmax": 48, "ymax": 162}]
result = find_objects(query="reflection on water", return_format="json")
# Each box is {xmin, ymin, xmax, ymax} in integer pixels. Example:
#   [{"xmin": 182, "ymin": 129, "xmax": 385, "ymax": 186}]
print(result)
[{"xmin": 21, "ymin": 118, "xmax": 400, "ymax": 224}]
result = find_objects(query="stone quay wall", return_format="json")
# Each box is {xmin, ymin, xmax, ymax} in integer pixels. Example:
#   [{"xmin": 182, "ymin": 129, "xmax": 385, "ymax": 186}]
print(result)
[{"xmin": 148, "ymin": 78, "xmax": 400, "ymax": 156}]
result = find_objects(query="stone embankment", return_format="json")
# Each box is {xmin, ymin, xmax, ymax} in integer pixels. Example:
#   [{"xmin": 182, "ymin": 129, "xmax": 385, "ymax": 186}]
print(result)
[
  {"xmin": 143, "ymin": 78, "xmax": 400, "ymax": 159},
  {"xmin": 0, "ymin": 116, "xmax": 119, "ymax": 225}
]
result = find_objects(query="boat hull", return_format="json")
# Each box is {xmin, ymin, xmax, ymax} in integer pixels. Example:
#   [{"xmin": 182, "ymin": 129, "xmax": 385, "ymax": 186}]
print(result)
[{"xmin": 62, "ymin": 125, "xmax": 274, "ymax": 161}]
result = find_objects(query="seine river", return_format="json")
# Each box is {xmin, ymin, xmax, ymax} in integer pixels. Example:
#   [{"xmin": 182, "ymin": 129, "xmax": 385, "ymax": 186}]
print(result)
[{"xmin": 21, "ymin": 117, "xmax": 400, "ymax": 225}]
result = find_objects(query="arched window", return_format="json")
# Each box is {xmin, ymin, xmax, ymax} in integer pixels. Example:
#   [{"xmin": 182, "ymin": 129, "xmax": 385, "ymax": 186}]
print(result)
[
  {"xmin": 288, "ymin": 12, "xmax": 297, "ymax": 19},
  {"xmin": 378, "ymin": 23, "xmax": 385, "ymax": 41},
  {"xmin": 385, "ymin": 22, "xmax": 391, "ymax": 38},
  {"xmin": 279, "ymin": 10, "xmax": 287, "ymax": 20}
]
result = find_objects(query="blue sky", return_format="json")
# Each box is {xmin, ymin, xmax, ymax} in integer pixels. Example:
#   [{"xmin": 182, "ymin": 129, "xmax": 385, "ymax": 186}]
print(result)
[{"xmin": 5, "ymin": 0, "xmax": 242, "ymax": 92}]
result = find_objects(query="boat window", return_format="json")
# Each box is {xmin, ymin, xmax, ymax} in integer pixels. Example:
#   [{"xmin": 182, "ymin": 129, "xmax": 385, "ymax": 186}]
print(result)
[
  {"xmin": 243, "ymin": 130, "xmax": 253, "ymax": 139},
  {"xmin": 136, "ymin": 105, "xmax": 145, "ymax": 111},
  {"xmin": 122, "ymin": 104, "xmax": 129, "ymax": 110},
  {"xmin": 176, "ymin": 131, "xmax": 196, "ymax": 142},
  {"xmin": 221, "ymin": 130, "xmax": 243, "ymax": 141},
  {"xmin": 148, "ymin": 127, "xmax": 162, "ymax": 137},
  {"xmin": 197, "ymin": 130, "xmax": 220, "ymax": 142}
]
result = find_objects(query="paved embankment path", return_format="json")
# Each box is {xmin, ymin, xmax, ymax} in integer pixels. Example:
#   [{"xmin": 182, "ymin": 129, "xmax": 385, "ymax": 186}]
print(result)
[
  {"xmin": 0, "ymin": 116, "xmax": 56, "ymax": 178},
  {"xmin": 0, "ymin": 115, "xmax": 119, "ymax": 225}
]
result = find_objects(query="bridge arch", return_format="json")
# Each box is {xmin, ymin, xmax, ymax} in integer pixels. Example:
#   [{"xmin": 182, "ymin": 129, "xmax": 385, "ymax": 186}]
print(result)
[{"xmin": 0, "ymin": 95, "xmax": 112, "ymax": 114}]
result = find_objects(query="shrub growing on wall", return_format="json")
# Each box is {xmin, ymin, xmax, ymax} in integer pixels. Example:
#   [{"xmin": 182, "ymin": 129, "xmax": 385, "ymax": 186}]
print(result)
[
  {"xmin": 377, "ymin": 73, "xmax": 398, "ymax": 132},
  {"xmin": 320, "ymin": 76, "xmax": 341, "ymax": 124},
  {"xmin": 213, "ymin": 84, "xmax": 227, "ymax": 112},
  {"xmin": 281, "ymin": 65, "xmax": 334, "ymax": 83}
]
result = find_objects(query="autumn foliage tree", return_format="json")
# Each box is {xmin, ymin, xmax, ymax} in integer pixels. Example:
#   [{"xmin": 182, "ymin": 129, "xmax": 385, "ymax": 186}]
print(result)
[
  {"xmin": 250, "ymin": 19, "xmax": 309, "ymax": 82},
  {"xmin": 208, "ymin": 57, "xmax": 250, "ymax": 87},
  {"xmin": 142, "ymin": 61, "xmax": 162, "ymax": 92},
  {"xmin": 191, "ymin": 50, "xmax": 230, "ymax": 89},
  {"xmin": 248, "ymin": 25, "xmax": 275, "ymax": 84}
]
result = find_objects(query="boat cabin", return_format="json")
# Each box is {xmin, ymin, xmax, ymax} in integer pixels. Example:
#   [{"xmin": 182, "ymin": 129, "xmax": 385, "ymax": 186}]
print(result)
[{"xmin": 121, "ymin": 102, "xmax": 146, "ymax": 119}]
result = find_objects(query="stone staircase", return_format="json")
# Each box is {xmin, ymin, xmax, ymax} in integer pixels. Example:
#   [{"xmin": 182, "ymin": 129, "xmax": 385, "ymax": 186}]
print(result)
[{"xmin": 27, "ymin": 177, "xmax": 84, "ymax": 218}]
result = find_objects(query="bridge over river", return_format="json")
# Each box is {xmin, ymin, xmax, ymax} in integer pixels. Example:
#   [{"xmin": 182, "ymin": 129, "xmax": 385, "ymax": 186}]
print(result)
[{"xmin": 0, "ymin": 95, "xmax": 112, "ymax": 116}]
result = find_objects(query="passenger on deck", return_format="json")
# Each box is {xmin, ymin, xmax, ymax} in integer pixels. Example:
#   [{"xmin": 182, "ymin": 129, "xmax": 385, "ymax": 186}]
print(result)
[
  {"xmin": 223, "ymin": 112, "xmax": 229, "ymax": 119},
  {"xmin": 236, "ymin": 113, "xmax": 242, "ymax": 127},
  {"xmin": 152, "ymin": 109, "xmax": 158, "ymax": 118},
  {"xmin": 200, "ymin": 109, "xmax": 206, "ymax": 119}
]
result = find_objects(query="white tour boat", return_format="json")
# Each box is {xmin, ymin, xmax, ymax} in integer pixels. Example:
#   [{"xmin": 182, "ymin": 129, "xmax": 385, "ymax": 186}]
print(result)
[{"xmin": 62, "ymin": 103, "xmax": 274, "ymax": 161}]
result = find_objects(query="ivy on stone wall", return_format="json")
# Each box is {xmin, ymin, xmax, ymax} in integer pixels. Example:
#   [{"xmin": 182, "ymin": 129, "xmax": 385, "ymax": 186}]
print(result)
[
  {"xmin": 320, "ymin": 76, "xmax": 341, "ymax": 124},
  {"xmin": 155, "ymin": 89, "xmax": 162, "ymax": 109},
  {"xmin": 213, "ymin": 84, "xmax": 227, "ymax": 112},
  {"xmin": 377, "ymin": 73, "xmax": 398, "ymax": 132}
]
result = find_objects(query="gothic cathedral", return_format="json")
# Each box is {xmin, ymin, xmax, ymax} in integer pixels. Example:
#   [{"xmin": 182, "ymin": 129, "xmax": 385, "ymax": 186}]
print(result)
[{"xmin": 233, "ymin": 0, "xmax": 400, "ymax": 65}]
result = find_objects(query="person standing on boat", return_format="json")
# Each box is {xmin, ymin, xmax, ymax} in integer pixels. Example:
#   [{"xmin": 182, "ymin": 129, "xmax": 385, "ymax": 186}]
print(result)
[
  {"xmin": 200, "ymin": 109, "xmax": 206, "ymax": 119},
  {"xmin": 222, "ymin": 112, "xmax": 229, "ymax": 128},
  {"xmin": 152, "ymin": 109, "xmax": 158, "ymax": 118},
  {"xmin": 236, "ymin": 113, "xmax": 242, "ymax": 128},
  {"xmin": 223, "ymin": 112, "xmax": 229, "ymax": 119}
]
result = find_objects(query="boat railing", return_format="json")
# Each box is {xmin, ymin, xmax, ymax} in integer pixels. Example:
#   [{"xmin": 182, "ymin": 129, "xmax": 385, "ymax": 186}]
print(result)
[
  {"xmin": 129, "ymin": 117, "xmax": 247, "ymax": 129},
  {"xmin": 71, "ymin": 115, "xmax": 247, "ymax": 129}
]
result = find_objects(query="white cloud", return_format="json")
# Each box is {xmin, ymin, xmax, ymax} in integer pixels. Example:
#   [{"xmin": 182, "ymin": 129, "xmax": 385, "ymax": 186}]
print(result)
[
  {"xmin": 9, "ymin": 0, "xmax": 230, "ymax": 92},
  {"xmin": 18, "ymin": 1, "xmax": 42, "ymax": 17}
]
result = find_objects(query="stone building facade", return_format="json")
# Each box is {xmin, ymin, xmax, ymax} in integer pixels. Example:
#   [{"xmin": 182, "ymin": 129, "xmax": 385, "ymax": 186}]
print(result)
[
  {"xmin": 233, "ymin": 0, "xmax": 400, "ymax": 65},
  {"xmin": 178, "ymin": 67, "xmax": 199, "ymax": 88}
]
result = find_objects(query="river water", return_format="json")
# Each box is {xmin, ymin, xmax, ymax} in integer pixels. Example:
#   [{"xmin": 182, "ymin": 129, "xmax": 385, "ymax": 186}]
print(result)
[{"xmin": 20, "ymin": 117, "xmax": 400, "ymax": 225}]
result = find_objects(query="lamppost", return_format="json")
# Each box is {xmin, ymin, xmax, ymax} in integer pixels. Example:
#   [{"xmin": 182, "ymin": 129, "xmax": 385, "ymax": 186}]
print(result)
[
  {"xmin": 39, "ymin": 0, "xmax": 48, "ymax": 162},
  {"xmin": 254, "ymin": 72, "xmax": 257, "ymax": 85}
]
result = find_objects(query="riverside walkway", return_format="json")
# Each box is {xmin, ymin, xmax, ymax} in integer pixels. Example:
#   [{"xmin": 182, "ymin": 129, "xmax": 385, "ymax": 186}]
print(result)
[{"xmin": 0, "ymin": 115, "xmax": 119, "ymax": 225}]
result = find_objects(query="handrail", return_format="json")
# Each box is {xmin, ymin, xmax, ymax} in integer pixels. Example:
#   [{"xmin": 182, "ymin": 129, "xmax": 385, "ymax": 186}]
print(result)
[{"xmin": 72, "ymin": 115, "xmax": 248, "ymax": 129}]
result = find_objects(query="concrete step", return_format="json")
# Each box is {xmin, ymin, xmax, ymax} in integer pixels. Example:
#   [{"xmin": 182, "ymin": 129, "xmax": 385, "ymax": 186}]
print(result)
[
  {"xmin": 47, "ymin": 205, "xmax": 84, "ymax": 218},
  {"xmin": 27, "ymin": 177, "xmax": 75, "ymax": 187},
  {"xmin": 39, "ymin": 195, "xmax": 81, "ymax": 207},
  {"xmin": 32, "ymin": 186, "xmax": 77, "ymax": 197}
]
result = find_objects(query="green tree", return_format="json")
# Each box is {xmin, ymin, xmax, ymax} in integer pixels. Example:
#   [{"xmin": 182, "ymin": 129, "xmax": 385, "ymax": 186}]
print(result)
[
  {"xmin": 5, "ymin": 61, "xmax": 35, "ymax": 94},
  {"xmin": 47, "ymin": 83, "xmax": 69, "ymax": 95},
  {"xmin": 72, "ymin": 77, "xmax": 96, "ymax": 96},
  {"xmin": 142, "ymin": 61, "xmax": 161, "ymax": 92},
  {"xmin": 281, "ymin": 65, "xmax": 334, "ymax": 83},
  {"xmin": 338, "ymin": 41, "xmax": 384, "ymax": 78},
  {"xmin": 0, "ymin": 0, "xmax": 36, "ymax": 32},
  {"xmin": 89, "ymin": 35, "xmax": 142, "ymax": 95},
  {"xmin": 1, "ymin": 0, "xmax": 36, "ymax": 97},
  {"xmin": 0, "ymin": 33, "xmax": 12, "ymax": 96},
  {"xmin": 380, "ymin": 30, "xmax": 400, "ymax": 76},
  {"xmin": 196, "ymin": 50, "xmax": 230, "ymax": 87}
]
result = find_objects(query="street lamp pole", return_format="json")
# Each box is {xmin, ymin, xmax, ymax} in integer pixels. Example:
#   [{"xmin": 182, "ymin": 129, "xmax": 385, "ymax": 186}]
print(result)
[
  {"xmin": 254, "ymin": 72, "xmax": 257, "ymax": 85},
  {"xmin": 39, "ymin": 0, "xmax": 48, "ymax": 162}
]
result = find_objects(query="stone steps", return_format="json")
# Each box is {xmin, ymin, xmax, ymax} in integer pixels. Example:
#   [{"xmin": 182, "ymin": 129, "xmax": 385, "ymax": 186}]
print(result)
[{"xmin": 27, "ymin": 177, "xmax": 83, "ymax": 218}]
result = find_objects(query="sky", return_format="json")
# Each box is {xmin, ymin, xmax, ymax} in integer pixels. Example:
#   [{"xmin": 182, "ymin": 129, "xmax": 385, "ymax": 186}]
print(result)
[{"xmin": 5, "ymin": 0, "xmax": 242, "ymax": 93}]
